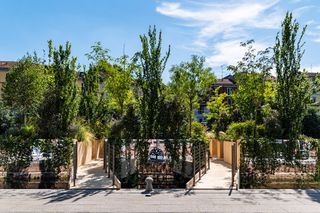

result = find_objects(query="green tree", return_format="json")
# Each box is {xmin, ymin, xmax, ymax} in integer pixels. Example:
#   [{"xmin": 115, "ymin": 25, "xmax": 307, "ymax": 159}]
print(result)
[
  {"xmin": 274, "ymin": 12, "xmax": 311, "ymax": 159},
  {"xmin": 302, "ymin": 108, "xmax": 320, "ymax": 139},
  {"xmin": 134, "ymin": 26, "xmax": 170, "ymax": 138},
  {"xmin": 104, "ymin": 64, "xmax": 133, "ymax": 116},
  {"xmin": 205, "ymin": 87, "xmax": 229, "ymax": 132},
  {"xmin": 170, "ymin": 55, "xmax": 215, "ymax": 137},
  {"xmin": 38, "ymin": 41, "xmax": 80, "ymax": 138},
  {"xmin": 228, "ymin": 40, "xmax": 273, "ymax": 123},
  {"xmin": 85, "ymin": 41, "xmax": 111, "ymax": 62},
  {"xmin": 80, "ymin": 64, "xmax": 101, "ymax": 123},
  {"xmin": 3, "ymin": 55, "xmax": 52, "ymax": 122}
]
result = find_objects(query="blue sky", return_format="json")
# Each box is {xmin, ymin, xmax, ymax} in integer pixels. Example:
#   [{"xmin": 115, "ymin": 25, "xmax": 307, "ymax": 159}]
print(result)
[{"xmin": 1, "ymin": 0, "xmax": 320, "ymax": 82}]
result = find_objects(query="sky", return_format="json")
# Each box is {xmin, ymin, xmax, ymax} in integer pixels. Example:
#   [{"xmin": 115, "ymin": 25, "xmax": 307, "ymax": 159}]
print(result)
[{"xmin": 1, "ymin": 0, "xmax": 320, "ymax": 82}]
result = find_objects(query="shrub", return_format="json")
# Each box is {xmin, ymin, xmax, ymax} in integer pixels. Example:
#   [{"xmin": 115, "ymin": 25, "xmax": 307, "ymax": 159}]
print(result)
[
  {"xmin": 226, "ymin": 120, "xmax": 265, "ymax": 140},
  {"xmin": 191, "ymin": 121, "xmax": 208, "ymax": 143},
  {"xmin": 302, "ymin": 108, "xmax": 320, "ymax": 139}
]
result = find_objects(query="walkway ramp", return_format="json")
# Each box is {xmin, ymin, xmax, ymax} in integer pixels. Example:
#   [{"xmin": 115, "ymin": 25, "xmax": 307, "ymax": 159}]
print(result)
[
  {"xmin": 71, "ymin": 159, "xmax": 113, "ymax": 189},
  {"xmin": 194, "ymin": 160, "xmax": 232, "ymax": 189}
]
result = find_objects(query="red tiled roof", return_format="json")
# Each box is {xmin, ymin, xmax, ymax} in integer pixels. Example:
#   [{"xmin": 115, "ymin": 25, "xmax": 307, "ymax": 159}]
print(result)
[
  {"xmin": 307, "ymin": 72, "xmax": 320, "ymax": 77},
  {"xmin": 0, "ymin": 61, "xmax": 17, "ymax": 70},
  {"xmin": 215, "ymin": 78, "xmax": 236, "ymax": 86}
]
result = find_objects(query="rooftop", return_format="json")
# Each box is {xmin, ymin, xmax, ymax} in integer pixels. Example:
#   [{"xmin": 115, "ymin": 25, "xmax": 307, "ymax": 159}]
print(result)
[{"xmin": 0, "ymin": 61, "xmax": 17, "ymax": 71}]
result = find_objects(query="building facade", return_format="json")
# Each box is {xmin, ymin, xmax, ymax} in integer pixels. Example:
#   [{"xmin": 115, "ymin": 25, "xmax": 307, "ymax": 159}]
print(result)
[
  {"xmin": 307, "ymin": 72, "xmax": 320, "ymax": 106},
  {"xmin": 195, "ymin": 75, "xmax": 236, "ymax": 124},
  {"xmin": 0, "ymin": 61, "xmax": 17, "ymax": 99}
]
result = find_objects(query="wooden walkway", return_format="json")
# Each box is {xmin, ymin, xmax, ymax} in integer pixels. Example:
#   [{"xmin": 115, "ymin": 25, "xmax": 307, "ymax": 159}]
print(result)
[
  {"xmin": 194, "ymin": 160, "xmax": 232, "ymax": 189},
  {"xmin": 71, "ymin": 159, "xmax": 113, "ymax": 189}
]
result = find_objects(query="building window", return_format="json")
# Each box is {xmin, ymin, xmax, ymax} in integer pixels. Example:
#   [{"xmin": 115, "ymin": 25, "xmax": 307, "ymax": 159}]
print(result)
[
  {"xmin": 199, "ymin": 104, "xmax": 206, "ymax": 114},
  {"xmin": 226, "ymin": 88, "xmax": 232, "ymax": 95}
]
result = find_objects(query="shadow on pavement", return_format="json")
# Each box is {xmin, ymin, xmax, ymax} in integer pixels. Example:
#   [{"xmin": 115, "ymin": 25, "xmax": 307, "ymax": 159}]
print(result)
[
  {"xmin": 302, "ymin": 189, "xmax": 320, "ymax": 203},
  {"xmin": 30, "ymin": 189, "xmax": 114, "ymax": 203}
]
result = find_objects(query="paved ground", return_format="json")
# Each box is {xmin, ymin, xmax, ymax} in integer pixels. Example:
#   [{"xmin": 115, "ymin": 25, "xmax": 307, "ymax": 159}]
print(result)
[
  {"xmin": 0, "ymin": 189, "xmax": 319, "ymax": 212},
  {"xmin": 71, "ymin": 159, "xmax": 113, "ymax": 189},
  {"xmin": 194, "ymin": 160, "xmax": 232, "ymax": 189}
]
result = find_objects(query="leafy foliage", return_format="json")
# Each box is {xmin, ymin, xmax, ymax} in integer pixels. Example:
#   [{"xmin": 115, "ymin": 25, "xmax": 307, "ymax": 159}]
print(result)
[
  {"xmin": 169, "ymin": 55, "xmax": 215, "ymax": 136},
  {"xmin": 228, "ymin": 40, "xmax": 273, "ymax": 123},
  {"xmin": 191, "ymin": 121, "xmax": 208, "ymax": 143},
  {"xmin": 274, "ymin": 12, "xmax": 311, "ymax": 159},
  {"xmin": 104, "ymin": 64, "xmax": 133, "ymax": 116},
  {"xmin": 134, "ymin": 26, "xmax": 170, "ymax": 138},
  {"xmin": 3, "ymin": 55, "xmax": 52, "ymax": 120},
  {"xmin": 205, "ymin": 87, "xmax": 229, "ymax": 132},
  {"xmin": 302, "ymin": 108, "xmax": 320, "ymax": 139},
  {"xmin": 38, "ymin": 41, "xmax": 80, "ymax": 138},
  {"xmin": 226, "ymin": 120, "xmax": 265, "ymax": 141}
]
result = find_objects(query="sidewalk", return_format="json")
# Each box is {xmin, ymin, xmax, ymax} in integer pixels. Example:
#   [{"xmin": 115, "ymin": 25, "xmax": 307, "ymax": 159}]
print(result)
[
  {"xmin": 0, "ymin": 189, "xmax": 319, "ymax": 212},
  {"xmin": 194, "ymin": 160, "xmax": 232, "ymax": 189},
  {"xmin": 71, "ymin": 159, "xmax": 113, "ymax": 189}
]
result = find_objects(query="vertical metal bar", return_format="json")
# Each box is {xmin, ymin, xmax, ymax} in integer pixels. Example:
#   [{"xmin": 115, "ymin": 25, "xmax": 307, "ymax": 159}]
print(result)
[
  {"xmin": 208, "ymin": 149, "xmax": 210, "ymax": 170},
  {"xmin": 193, "ymin": 145, "xmax": 195, "ymax": 186},
  {"xmin": 235, "ymin": 142, "xmax": 238, "ymax": 170},
  {"xmin": 112, "ymin": 144, "xmax": 115, "ymax": 186},
  {"xmin": 199, "ymin": 144, "xmax": 201, "ymax": 180},
  {"xmin": 204, "ymin": 144, "xmax": 207, "ymax": 174},
  {"xmin": 73, "ymin": 141, "xmax": 78, "ymax": 187},
  {"xmin": 108, "ymin": 141, "xmax": 111, "ymax": 178},
  {"xmin": 103, "ymin": 139, "xmax": 106, "ymax": 171},
  {"xmin": 231, "ymin": 143, "xmax": 235, "ymax": 187}
]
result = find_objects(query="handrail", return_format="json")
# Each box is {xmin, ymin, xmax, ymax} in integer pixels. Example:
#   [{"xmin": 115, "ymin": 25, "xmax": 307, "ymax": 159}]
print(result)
[{"xmin": 185, "ymin": 166, "xmax": 207, "ymax": 190}]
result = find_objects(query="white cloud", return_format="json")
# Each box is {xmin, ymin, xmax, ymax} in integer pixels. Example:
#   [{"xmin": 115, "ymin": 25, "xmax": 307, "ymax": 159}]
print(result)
[
  {"xmin": 206, "ymin": 40, "xmax": 268, "ymax": 67},
  {"xmin": 302, "ymin": 65, "xmax": 320, "ymax": 73},
  {"xmin": 306, "ymin": 30, "xmax": 320, "ymax": 43},
  {"xmin": 156, "ymin": 0, "xmax": 282, "ymax": 40},
  {"xmin": 156, "ymin": 0, "xmax": 283, "ymax": 67},
  {"xmin": 156, "ymin": 0, "xmax": 316, "ymax": 69},
  {"xmin": 293, "ymin": 5, "xmax": 316, "ymax": 17}
]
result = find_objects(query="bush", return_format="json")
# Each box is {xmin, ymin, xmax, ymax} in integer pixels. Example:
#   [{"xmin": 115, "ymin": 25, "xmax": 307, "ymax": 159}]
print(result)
[
  {"xmin": 69, "ymin": 120, "xmax": 95, "ymax": 144},
  {"xmin": 240, "ymin": 137, "xmax": 280, "ymax": 188},
  {"xmin": 36, "ymin": 138, "xmax": 73, "ymax": 174},
  {"xmin": 226, "ymin": 120, "xmax": 265, "ymax": 140},
  {"xmin": 21, "ymin": 125, "xmax": 36, "ymax": 138},
  {"xmin": 191, "ymin": 121, "xmax": 208, "ymax": 143},
  {"xmin": 302, "ymin": 108, "xmax": 320, "ymax": 139},
  {"xmin": 0, "ymin": 135, "xmax": 33, "ymax": 171}
]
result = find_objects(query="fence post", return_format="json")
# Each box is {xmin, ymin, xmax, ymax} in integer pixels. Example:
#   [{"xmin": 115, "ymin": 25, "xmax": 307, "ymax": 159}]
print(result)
[
  {"xmin": 207, "ymin": 149, "xmax": 210, "ymax": 170},
  {"xmin": 103, "ymin": 139, "xmax": 107, "ymax": 171},
  {"xmin": 231, "ymin": 142, "xmax": 236, "ymax": 187},
  {"xmin": 112, "ymin": 144, "xmax": 115, "ymax": 187},
  {"xmin": 108, "ymin": 141, "xmax": 111, "ymax": 178},
  {"xmin": 73, "ymin": 141, "xmax": 78, "ymax": 187},
  {"xmin": 204, "ymin": 144, "xmax": 207, "ymax": 174},
  {"xmin": 199, "ymin": 144, "xmax": 201, "ymax": 180},
  {"xmin": 193, "ymin": 145, "xmax": 195, "ymax": 186}
]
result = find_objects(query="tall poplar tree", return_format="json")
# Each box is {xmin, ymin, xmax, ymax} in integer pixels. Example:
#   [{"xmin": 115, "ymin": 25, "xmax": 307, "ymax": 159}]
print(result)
[
  {"xmin": 38, "ymin": 41, "xmax": 80, "ymax": 138},
  {"xmin": 135, "ymin": 26, "xmax": 170, "ymax": 138},
  {"xmin": 80, "ymin": 64, "xmax": 101, "ymax": 124},
  {"xmin": 274, "ymin": 12, "xmax": 311, "ymax": 160}
]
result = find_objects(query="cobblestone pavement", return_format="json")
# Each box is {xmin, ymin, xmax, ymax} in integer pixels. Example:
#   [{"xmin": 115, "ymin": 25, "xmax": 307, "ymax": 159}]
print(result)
[{"xmin": 0, "ymin": 189, "xmax": 319, "ymax": 212}]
